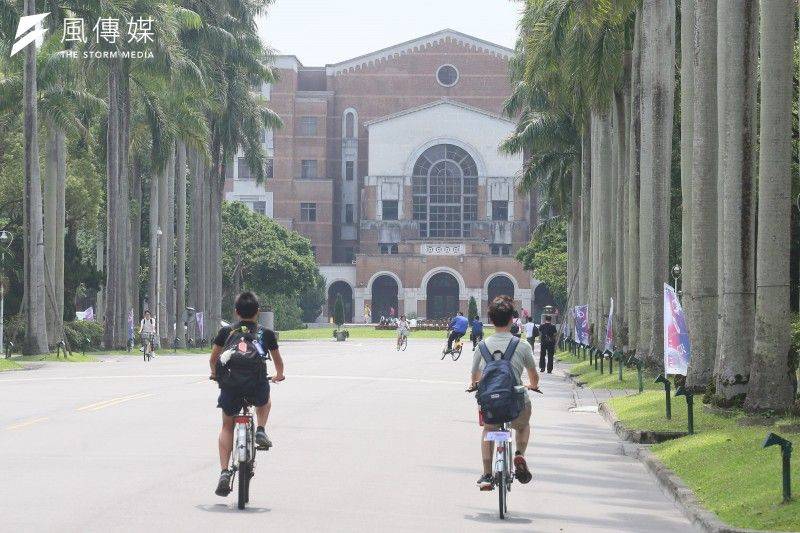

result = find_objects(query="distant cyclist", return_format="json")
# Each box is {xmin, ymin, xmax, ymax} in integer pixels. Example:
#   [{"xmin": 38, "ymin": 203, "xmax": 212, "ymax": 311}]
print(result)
[
  {"xmin": 396, "ymin": 315, "xmax": 409, "ymax": 349},
  {"xmin": 470, "ymin": 315, "xmax": 484, "ymax": 349},
  {"xmin": 445, "ymin": 311, "xmax": 469, "ymax": 354},
  {"xmin": 138, "ymin": 310, "xmax": 157, "ymax": 354}
]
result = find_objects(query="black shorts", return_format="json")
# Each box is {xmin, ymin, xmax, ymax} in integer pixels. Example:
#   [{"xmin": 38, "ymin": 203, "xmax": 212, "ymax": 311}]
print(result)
[{"xmin": 217, "ymin": 381, "xmax": 270, "ymax": 417}]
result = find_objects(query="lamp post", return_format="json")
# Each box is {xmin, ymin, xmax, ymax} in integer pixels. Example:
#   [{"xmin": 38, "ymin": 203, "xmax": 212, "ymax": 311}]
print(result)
[
  {"xmin": 155, "ymin": 227, "xmax": 162, "ymax": 345},
  {"xmin": 671, "ymin": 264, "xmax": 682, "ymax": 298},
  {"xmin": 0, "ymin": 230, "xmax": 12, "ymax": 356}
]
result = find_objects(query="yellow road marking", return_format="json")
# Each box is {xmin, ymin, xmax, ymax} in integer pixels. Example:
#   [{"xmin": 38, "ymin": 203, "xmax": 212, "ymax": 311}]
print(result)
[
  {"xmin": 6, "ymin": 417, "xmax": 48, "ymax": 430},
  {"xmin": 77, "ymin": 392, "xmax": 154, "ymax": 412}
]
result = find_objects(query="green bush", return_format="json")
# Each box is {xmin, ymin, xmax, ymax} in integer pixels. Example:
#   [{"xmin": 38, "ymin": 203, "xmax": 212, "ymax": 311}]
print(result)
[
  {"xmin": 64, "ymin": 321, "xmax": 104, "ymax": 351},
  {"xmin": 333, "ymin": 294, "xmax": 345, "ymax": 328},
  {"xmin": 265, "ymin": 293, "xmax": 305, "ymax": 331},
  {"xmin": 468, "ymin": 296, "xmax": 478, "ymax": 320}
]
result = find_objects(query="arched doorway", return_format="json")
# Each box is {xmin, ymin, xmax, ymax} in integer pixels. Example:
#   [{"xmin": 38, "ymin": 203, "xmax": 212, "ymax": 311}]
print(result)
[
  {"xmin": 327, "ymin": 281, "xmax": 354, "ymax": 323},
  {"xmin": 426, "ymin": 272, "xmax": 460, "ymax": 319},
  {"xmin": 533, "ymin": 283, "xmax": 556, "ymax": 322},
  {"xmin": 371, "ymin": 275, "xmax": 399, "ymax": 322},
  {"xmin": 487, "ymin": 275, "xmax": 515, "ymax": 305}
]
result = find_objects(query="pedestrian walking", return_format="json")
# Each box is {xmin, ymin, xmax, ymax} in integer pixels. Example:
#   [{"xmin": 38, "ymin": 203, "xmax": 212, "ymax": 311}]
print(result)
[
  {"xmin": 524, "ymin": 317, "xmax": 539, "ymax": 348},
  {"xmin": 538, "ymin": 315, "xmax": 557, "ymax": 373}
]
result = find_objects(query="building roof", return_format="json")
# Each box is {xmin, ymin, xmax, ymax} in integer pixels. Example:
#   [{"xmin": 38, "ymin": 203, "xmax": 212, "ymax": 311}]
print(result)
[
  {"xmin": 364, "ymin": 98, "xmax": 515, "ymax": 127},
  {"xmin": 274, "ymin": 29, "xmax": 513, "ymax": 75}
]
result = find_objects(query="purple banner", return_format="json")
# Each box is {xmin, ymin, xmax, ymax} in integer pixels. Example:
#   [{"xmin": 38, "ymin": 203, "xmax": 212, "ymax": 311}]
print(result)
[
  {"xmin": 83, "ymin": 307, "xmax": 94, "ymax": 321},
  {"xmin": 604, "ymin": 298, "xmax": 614, "ymax": 352},
  {"xmin": 574, "ymin": 305, "xmax": 589, "ymax": 345},
  {"xmin": 663, "ymin": 284, "xmax": 691, "ymax": 375}
]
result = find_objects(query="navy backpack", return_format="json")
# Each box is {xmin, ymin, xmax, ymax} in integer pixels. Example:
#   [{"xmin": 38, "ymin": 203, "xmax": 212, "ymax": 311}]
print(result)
[{"xmin": 477, "ymin": 337, "xmax": 523, "ymax": 424}]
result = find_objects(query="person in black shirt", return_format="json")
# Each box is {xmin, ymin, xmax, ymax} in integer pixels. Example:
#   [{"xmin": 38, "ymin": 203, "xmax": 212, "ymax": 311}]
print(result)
[
  {"xmin": 210, "ymin": 292, "xmax": 284, "ymax": 497},
  {"xmin": 538, "ymin": 315, "xmax": 558, "ymax": 373}
]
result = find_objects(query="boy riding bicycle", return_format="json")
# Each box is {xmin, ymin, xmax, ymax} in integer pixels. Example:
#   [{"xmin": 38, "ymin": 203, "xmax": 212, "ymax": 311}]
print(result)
[
  {"xmin": 445, "ymin": 311, "xmax": 469, "ymax": 354},
  {"xmin": 210, "ymin": 292, "xmax": 285, "ymax": 497},
  {"xmin": 138, "ymin": 310, "xmax": 157, "ymax": 354},
  {"xmin": 470, "ymin": 296, "xmax": 539, "ymax": 490}
]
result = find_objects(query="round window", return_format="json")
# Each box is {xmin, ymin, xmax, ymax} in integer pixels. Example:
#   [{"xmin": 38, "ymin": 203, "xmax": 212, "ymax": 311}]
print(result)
[{"xmin": 436, "ymin": 65, "xmax": 459, "ymax": 87}]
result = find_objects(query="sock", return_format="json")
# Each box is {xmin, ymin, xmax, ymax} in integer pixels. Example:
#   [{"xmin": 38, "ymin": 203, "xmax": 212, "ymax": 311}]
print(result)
[
  {"xmin": 257, "ymin": 426, "xmax": 265, "ymax": 432},
  {"xmin": 514, "ymin": 451, "xmax": 522, "ymax": 456}
]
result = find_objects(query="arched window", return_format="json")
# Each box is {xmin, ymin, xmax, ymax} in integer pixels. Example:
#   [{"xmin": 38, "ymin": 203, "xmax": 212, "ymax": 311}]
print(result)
[
  {"xmin": 343, "ymin": 109, "xmax": 357, "ymax": 139},
  {"xmin": 411, "ymin": 144, "xmax": 478, "ymax": 238}
]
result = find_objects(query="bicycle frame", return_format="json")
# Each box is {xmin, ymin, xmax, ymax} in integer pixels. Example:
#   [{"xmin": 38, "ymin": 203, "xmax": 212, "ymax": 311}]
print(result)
[{"xmin": 233, "ymin": 410, "xmax": 254, "ymax": 465}]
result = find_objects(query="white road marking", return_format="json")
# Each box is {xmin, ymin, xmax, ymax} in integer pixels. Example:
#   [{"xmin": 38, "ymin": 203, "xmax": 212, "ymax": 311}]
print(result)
[
  {"xmin": 76, "ymin": 393, "xmax": 155, "ymax": 412},
  {"xmin": 6, "ymin": 417, "xmax": 49, "ymax": 430}
]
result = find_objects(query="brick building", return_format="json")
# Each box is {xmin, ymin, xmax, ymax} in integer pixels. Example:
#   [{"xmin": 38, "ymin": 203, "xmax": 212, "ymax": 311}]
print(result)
[{"xmin": 225, "ymin": 29, "xmax": 544, "ymax": 323}]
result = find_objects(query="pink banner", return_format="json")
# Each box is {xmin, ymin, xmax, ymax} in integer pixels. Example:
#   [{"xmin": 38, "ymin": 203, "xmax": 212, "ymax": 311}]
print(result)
[{"xmin": 663, "ymin": 284, "xmax": 691, "ymax": 375}]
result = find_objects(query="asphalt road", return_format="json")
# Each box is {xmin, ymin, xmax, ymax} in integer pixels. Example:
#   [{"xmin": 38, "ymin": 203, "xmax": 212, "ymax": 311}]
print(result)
[{"xmin": 0, "ymin": 338, "xmax": 698, "ymax": 532}]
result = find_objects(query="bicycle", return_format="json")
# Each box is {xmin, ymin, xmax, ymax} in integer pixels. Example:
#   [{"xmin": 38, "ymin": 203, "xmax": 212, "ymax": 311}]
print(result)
[
  {"xmin": 141, "ymin": 333, "xmax": 155, "ymax": 362},
  {"xmin": 397, "ymin": 331, "xmax": 408, "ymax": 351},
  {"xmin": 441, "ymin": 333, "xmax": 463, "ymax": 361},
  {"xmin": 467, "ymin": 384, "xmax": 542, "ymax": 520}
]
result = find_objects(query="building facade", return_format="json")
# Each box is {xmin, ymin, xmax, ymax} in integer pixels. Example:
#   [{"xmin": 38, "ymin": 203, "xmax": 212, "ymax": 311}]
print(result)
[{"xmin": 225, "ymin": 29, "xmax": 540, "ymax": 323}]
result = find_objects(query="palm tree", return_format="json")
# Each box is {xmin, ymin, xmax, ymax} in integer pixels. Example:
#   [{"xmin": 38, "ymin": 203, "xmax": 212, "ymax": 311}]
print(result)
[
  {"xmin": 20, "ymin": 0, "xmax": 48, "ymax": 354},
  {"xmin": 713, "ymin": 0, "xmax": 758, "ymax": 403},
  {"xmin": 637, "ymin": 0, "xmax": 674, "ymax": 367},
  {"xmin": 744, "ymin": 0, "xmax": 794, "ymax": 413},
  {"xmin": 626, "ymin": 5, "xmax": 641, "ymax": 354},
  {"xmin": 679, "ymin": 0, "xmax": 694, "ymax": 352},
  {"xmin": 685, "ymin": 0, "xmax": 718, "ymax": 390}
]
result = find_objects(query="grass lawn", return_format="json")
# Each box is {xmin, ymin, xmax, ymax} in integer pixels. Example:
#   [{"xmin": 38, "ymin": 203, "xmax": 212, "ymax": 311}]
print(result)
[
  {"xmin": 13, "ymin": 352, "xmax": 98, "ymax": 363},
  {"xmin": 556, "ymin": 350, "xmax": 660, "ymax": 391},
  {"xmin": 278, "ymin": 326, "xmax": 495, "ymax": 341},
  {"xmin": 608, "ymin": 392, "xmax": 800, "ymax": 531},
  {"xmin": 0, "ymin": 358, "xmax": 22, "ymax": 371}
]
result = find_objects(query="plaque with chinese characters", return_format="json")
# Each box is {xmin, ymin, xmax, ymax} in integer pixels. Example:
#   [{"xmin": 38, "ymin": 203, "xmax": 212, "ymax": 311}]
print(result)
[{"xmin": 420, "ymin": 243, "xmax": 465, "ymax": 256}]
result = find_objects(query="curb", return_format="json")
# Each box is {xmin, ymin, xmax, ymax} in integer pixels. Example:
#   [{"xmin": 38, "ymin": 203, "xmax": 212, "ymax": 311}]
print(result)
[
  {"xmin": 603, "ymin": 403, "xmax": 774, "ymax": 533},
  {"xmin": 598, "ymin": 402, "xmax": 687, "ymax": 444}
]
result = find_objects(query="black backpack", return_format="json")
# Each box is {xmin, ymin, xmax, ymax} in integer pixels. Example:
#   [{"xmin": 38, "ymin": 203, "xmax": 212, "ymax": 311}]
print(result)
[
  {"xmin": 215, "ymin": 324, "xmax": 267, "ymax": 394},
  {"xmin": 476, "ymin": 337, "xmax": 523, "ymax": 424}
]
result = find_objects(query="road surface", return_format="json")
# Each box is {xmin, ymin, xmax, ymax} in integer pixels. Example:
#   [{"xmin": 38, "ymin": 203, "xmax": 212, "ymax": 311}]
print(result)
[{"xmin": 0, "ymin": 338, "xmax": 698, "ymax": 532}]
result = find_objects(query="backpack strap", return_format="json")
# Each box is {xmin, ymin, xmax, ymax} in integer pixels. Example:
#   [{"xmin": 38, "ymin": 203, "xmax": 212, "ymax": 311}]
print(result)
[
  {"xmin": 501, "ymin": 336, "xmax": 520, "ymax": 361},
  {"xmin": 478, "ymin": 340, "xmax": 493, "ymax": 365}
]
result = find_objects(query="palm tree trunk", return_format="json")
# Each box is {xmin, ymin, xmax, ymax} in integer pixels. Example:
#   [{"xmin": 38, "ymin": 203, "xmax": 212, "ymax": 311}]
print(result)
[
  {"xmin": 43, "ymin": 121, "xmax": 65, "ymax": 343},
  {"xmin": 638, "ymin": 0, "xmax": 675, "ymax": 368},
  {"xmin": 627, "ymin": 7, "xmax": 642, "ymax": 354},
  {"xmin": 158, "ymin": 162, "xmax": 168, "ymax": 342},
  {"xmin": 714, "ymin": 0, "xmax": 758, "ymax": 403},
  {"xmin": 175, "ymin": 141, "xmax": 187, "ymax": 348},
  {"xmin": 166, "ymin": 145, "xmax": 176, "ymax": 344},
  {"xmin": 597, "ymin": 110, "xmax": 614, "ymax": 342},
  {"xmin": 579, "ymin": 112, "xmax": 592, "ymax": 309},
  {"xmin": 188, "ymin": 148, "xmax": 204, "ymax": 341},
  {"xmin": 148, "ymin": 172, "xmax": 159, "ymax": 318},
  {"xmin": 744, "ymin": 0, "xmax": 795, "ymax": 413},
  {"xmin": 118, "ymin": 60, "xmax": 131, "ymax": 346},
  {"xmin": 569, "ymin": 151, "xmax": 581, "ymax": 315},
  {"xmin": 686, "ymin": 0, "xmax": 718, "ymax": 390},
  {"xmin": 614, "ymin": 88, "xmax": 628, "ymax": 335},
  {"xmin": 103, "ymin": 63, "xmax": 120, "ymax": 349},
  {"xmin": 130, "ymin": 159, "xmax": 142, "ymax": 317},
  {"xmin": 680, "ymin": 0, "xmax": 694, "ymax": 329},
  {"xmin": 21, "ymin": 0, "xmax": 48, "ymax": 354},
  {"xmin": 589, "ymin": 113, "xmax": 601, "ymax": 342}
]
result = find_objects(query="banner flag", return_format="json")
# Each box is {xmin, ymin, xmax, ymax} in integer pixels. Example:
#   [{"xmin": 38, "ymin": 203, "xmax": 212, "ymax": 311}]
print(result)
[
  {"xmin": 604, "ymin": 298, "xmax": 614, "ymax": 352},
  {"xmin": 561, "ymin": 319, "xmax": 570, "ymax": 339},
  {"xmin": 574, "ymin": 305, "xmax": 589, "ymax": 345},
  {"xmin": 664, "ymin": 284, "xmax": 691, "ymax": 375},
  {"xmin": 84, "ymin": 307, "xmax": 94, "ymax": 321},
  {"xmin": 195, "ymin": 312, "xmax": 204, "ymax": 339}
]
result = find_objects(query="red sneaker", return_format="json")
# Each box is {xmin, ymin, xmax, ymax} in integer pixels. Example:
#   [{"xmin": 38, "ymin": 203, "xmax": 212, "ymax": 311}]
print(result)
[{"xmin": 514, "ymin": 454, "xmax": 532, "ymax": 484}]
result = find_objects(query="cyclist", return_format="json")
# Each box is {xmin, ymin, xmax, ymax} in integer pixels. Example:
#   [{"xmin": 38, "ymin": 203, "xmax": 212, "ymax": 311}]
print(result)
[
  {"xmin": 138, "ymin": 310, "xmax": 157, "ymax": 356},
  {"xmin": 470, "ymin": 315, "xmax": 484, "ymax": 349},
  {"xmin": 445, "ymin": 311, "xmax": 469, "ymax": 354},
  {"xmin": 396, "ymin": 314, "xmax": 409, "ymax": 349},
  {"xmin": 210, "ymin": 292, "xmax": 285, "ymax": 497},
  {"xmin": 470, "ymin": 296, "xmax": 538, "ymax": 490}
]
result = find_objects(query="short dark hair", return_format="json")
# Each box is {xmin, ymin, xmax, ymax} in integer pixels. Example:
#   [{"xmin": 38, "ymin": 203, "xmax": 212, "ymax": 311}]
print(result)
[
  {"xmin": 474, "ymin": 316, "xmax": 479, "ymax": 321},
  {"xmin": 488, "ymin": 296, "xmax": 515, "ymax": 327},
  {"xmin": 235, "ymin": 291, "xmax": 260, "ymax": 319},
  {"xmin": 544, "ymin": 315, "xmax": 552, "ymax": 322},
  {"xmin": 144, "ymin": 310, "xmax": 151, "ymax": 316}
]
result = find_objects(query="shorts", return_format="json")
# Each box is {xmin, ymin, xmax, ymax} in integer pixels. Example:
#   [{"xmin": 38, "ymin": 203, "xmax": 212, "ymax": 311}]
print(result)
[
  {"xmin": 484, "ymin": 401, "xmax": 532, "ymax": 432},
  {"xmin": 217, "ymin": 380, "xmax": 270, "ymax": 417},
  {"xmin": 397, "ymin": 328, "xmax": 409, "ymax": 337}
]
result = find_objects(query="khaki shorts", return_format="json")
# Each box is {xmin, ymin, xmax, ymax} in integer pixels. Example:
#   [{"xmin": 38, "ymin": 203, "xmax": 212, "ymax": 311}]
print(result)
[{"xmin": 484, "ymin": 401, "xmax": 532, "ymax": 432}]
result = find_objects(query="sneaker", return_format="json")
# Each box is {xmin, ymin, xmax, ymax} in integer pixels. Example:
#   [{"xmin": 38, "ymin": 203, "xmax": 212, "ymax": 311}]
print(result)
[
  {"xmin": 477, "ymin": 473, "xmax": 494, "ymax": 491},
  {"xmin": 215, "ymin": 469, "xmax": 232, "ymax": 496},
  {"xmin": 514, "ymin": 454, "xmax": 532, "ymax": 484},
  {"xmin": 255, "ymin": 427, "xmax": 272, "ymax": 450}
]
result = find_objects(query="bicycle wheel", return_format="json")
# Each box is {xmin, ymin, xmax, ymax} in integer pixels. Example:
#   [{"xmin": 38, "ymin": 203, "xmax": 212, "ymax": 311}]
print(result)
[
  {"xmin": 401, "ymin": 336, "xmax": 407, "ymax": 351},
  {"xmin": 237, "ymin": 461, "xmax": 249, "ymax": 510},
  {"xmin": 452, "ymin": 345, "xmax": 462, "ymax": 361},
  {"xmin": 498, "ymin": 465, "xmax": 507, "ymax": 519}
]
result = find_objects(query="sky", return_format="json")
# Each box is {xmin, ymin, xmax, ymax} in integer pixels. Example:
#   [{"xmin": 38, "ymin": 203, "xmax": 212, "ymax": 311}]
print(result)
[{"xmin": 257, "ymin": 0, "xmax": 522, "ymax": 66}]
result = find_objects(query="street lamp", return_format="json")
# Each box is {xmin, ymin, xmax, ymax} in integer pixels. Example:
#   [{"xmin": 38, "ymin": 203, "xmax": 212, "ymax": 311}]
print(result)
[
  {"xmin": 0, "ymin": 230, "xmax": 14, "ymax": 356},
  {"xmin": 155, "ymin": 227, "xmax": 162, "ymax": 344},
  {"xmin": 671, "ymin": 264, "xmax": 682, "ymax": 297}
]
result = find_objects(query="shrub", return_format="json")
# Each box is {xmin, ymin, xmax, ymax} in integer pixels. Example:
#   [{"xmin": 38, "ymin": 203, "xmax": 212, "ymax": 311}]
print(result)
[
  {"xmin": 265, "ymin": 293, "xmax": 305, "ymax": 331},
  {"xmin": 64, "ymin": 321, "xmax": 104, "ymax": 351},
  {"xmin": 333, "ymin": 294, "xmax": 345, "ymax": 329}
]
